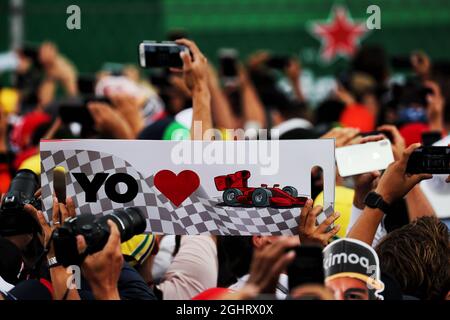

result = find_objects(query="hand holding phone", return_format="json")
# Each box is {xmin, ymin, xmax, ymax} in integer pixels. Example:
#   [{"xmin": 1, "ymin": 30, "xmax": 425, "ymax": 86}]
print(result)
[{"xmin": 406, "ymin": 146, "xmax": 450, "ymax": 174}]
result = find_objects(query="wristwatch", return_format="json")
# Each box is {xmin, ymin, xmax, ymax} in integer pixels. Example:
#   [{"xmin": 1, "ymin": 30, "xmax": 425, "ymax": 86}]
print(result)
[
  {"xmin": 47, "ymin": 256, "xmax": 60, "ymax": 269},
  {"xmin": 364, "ymin": 191, "xmax": 391, "ymax": 215}
]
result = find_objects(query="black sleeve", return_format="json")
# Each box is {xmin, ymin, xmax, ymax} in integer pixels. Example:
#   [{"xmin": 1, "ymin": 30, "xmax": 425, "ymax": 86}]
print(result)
[{"xmin": 117, "ymin": 262, "xmax": 158, "ymax": 300}]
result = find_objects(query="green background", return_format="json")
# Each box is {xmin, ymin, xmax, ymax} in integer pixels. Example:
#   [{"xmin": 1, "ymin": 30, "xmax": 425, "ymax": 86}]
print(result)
[{"xmin": 1, "ymin": 0, "xmax": 450, "ymax": 74}]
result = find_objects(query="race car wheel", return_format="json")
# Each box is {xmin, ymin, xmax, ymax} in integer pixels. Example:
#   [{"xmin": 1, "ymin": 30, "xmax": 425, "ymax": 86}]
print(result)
[
  {"xmin": 223, "ymin": 188, "xmax": 243, "ymax": 206},
  {"xmin": 252, "ymin": 188, "xmax": 272, "ymax": 207},
  {"xmin": 282, "ymin": 186, "xmax": 298, "ymax": 197}
]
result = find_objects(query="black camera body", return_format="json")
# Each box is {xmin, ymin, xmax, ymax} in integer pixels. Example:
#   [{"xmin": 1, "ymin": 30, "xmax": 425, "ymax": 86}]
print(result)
[
  {"xmin": 0, "ymin": 169, "xmax": 42, "ymax": 236},
  {"xmin": 406, "ymin": 146, "xmax": 450, "ymax": 174},
  {"xmin": 52, "ymin": 207, "xmax": 147, "ymax": 267}
]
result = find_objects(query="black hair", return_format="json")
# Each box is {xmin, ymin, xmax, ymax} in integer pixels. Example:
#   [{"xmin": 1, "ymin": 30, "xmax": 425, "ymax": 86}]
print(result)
[{"xmin": 216, "ymin": 236, "xmax": 254, "ymax": 287}]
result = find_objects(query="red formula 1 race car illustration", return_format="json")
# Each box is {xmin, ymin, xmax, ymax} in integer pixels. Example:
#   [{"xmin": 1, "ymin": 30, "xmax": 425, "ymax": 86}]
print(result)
[{"xmin": 214, "ymin": 170, "xmax": 308, "ymax": 207}]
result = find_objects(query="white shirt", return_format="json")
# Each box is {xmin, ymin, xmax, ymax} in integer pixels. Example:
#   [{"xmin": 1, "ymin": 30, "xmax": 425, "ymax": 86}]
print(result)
[
  {"xmin": 271, "ymin": 118, "xmax": 313, "ymax": 139},
  {"xmin": 229, "ymin": 273, "xmax": 289, "ymax": 299},
  {"xmin": 0, "ymin": 275, "xmax": 14, "ymax": 293}
]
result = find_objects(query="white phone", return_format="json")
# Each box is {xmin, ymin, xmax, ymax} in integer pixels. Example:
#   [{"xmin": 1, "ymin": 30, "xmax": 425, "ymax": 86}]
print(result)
[{"xmin": 336, "ymin": 139, "xmax": 394, "ymax": 177}]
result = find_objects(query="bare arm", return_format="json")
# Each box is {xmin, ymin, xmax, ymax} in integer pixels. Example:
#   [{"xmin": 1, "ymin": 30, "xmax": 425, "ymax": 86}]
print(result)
[
  {"xmin": 405, "ymin": 185, "xmax": 435, "ymax": 221},
  {"xmin": 348, "ymin": 144, "xmax": 432, "ymax": 245},
  {"xmin": 207, "ymin": 64, "xmax": 238, "ymax": 129},
  {"xmin": 240, "ymin": 67, "xmax": 266, "ymax": 129},
  {"xmin": 175, "ymin": 39, "xmax": 212, "ymax": 139}
]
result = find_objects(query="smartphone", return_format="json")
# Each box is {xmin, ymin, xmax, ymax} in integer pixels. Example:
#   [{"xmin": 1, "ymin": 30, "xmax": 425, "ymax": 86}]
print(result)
[
  {"xmin": 218, "ymin": 48, "xmax": 238, "ymax": 83},
  {"xmin": 266, "ymin": 55, "xmax": 290, "ymax": 70},
  {"xmin": 335, "ymin": 140, "xmax": 394, "ymax": 177},
  {"xmin": 287, "ymin": 245, "xmax": 325, "ymax": 291},
  {"xmin": 360, "ymin": 130, "xmax": 394, "ymax": 142},
  {"xmin": 406, "ymin": 146, "xmax": 450, "ymax": 174},
  {"xmin": 139, "ymin": 41, "xmax": 189, "ymax": 69},
  {"xmin": 58, "ymin": 96, "xmax": 111, "ymax": 126},
  {"xmin": 422, "ymin": 131, "xmax": 442, "ymax": 147}
]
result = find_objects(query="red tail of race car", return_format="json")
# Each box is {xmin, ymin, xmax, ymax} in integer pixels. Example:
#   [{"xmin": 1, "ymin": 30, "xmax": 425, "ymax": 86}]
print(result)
[{"xmin": 214, "ymin": 170, "xmax": 308, "ymax": 208}]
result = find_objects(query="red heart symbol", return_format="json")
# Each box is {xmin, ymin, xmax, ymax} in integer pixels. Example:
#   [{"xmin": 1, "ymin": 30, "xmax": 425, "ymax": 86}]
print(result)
[{"xmin": 154, "ymin": 170, "xmax": 200, "ymax": 207}]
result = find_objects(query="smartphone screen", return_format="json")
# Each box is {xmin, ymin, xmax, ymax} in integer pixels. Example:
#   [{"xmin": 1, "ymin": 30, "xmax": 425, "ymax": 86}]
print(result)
[
  {"xmin": 218, "ymin": 48, "xmax": 238, "ymax": 83},
  {"xmin": 336, "ymin": 140, "xmax": 394, "ymax": 177},
  {"xmin": 406, "ymin": 146, "xmax": 450, "ymax": 174},
  {"xmin": 287, "ymin": 245, "xmax": 325, "ymax": 291},
  {"xmin": 58, "ymin": 96, "xmax": 101, "ymax": 128},
  {"xmin": 139, "ymin": 42, "xmax": 187, "ymax": 68}
]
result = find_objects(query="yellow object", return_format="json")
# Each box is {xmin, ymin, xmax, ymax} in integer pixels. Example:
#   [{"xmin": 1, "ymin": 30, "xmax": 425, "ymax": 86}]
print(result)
[
  {"xmin": 0, "ymin": 88, "xmax": 19, "ymax": 114},
  {"xmin": 314, "ymin": 186, "xmax": 355, "ymax": 238},
  {"xmin": 18, "ymin": 154, "xmax": 41, "ymax": 175},
  {"xmin": 121, "ymin": 234, "xmax": 157, "ymax": 267}
]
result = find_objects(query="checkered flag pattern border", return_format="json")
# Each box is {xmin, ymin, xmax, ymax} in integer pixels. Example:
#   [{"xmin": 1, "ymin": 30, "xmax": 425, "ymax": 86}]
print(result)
[{"xmin": 40, "ymin": 149, "xmax": 306, "ymax": 235}]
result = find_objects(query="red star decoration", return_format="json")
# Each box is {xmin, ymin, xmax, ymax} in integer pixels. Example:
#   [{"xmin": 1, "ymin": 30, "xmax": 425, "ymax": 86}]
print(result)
[{"xmin": 310, "ymin": 6, "xmax": 368, "ymax": 62}]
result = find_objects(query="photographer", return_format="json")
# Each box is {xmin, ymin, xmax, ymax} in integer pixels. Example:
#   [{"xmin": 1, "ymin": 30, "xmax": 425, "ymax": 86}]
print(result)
[{"xmin": 24, "ymin": 199, "xmax": 157, "ymax": 300}]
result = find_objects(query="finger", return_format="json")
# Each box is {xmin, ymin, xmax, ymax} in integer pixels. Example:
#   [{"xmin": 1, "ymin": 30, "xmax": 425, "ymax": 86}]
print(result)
[
  {"xmin": 180, "ymin": 51, "xmax": 192, "ymax": 70},
  {"xmin": 359, "ymin": 134, "xmax": 385, "ymax": 144},
  {"xmin": 66, "ymin": 196, "xmax": 76, "ymax": 218},
  {"xmin": 87, "ymin": 103, "xmax": 100, "ymax": 119},
  {"xmin": 306, "ymin": 205, "xmax": 323, "ymax": 230},
  {"xmin": 24, "ymin": 203, "xmax": 40, "ymax": 223},
  {"xmin": 410, "ymin": 173, "xmax": 433, "ymax": 184},
  {"xmin": 317, "ymin": 211, "xmax": 340, "ymax": 234},
  {"xmin": 76, "ymin": 235, "xmax": 87, "ymax": 254},
  {"xmin": 269, "ymin": 250, "xmax": 296, "ymax": 281},
  {"xmin": 323, "ymin": 224, "xmax": 341, "ymax": 241},
  {"xmin": 169, "ymin": 67, "xmax": 183, "ymax": 73},
  {"xmin": 371, "ymin": 170, "xmax": 381, "ymax": 179},
  {"xmin": 175, "ymin": 38, "xmax": 201, "ymax": 59},
  {"xmin": 377, "ymin": 125, "xmax": 404, "ymax": 145},
  {"xmin": 268, "ymin": 237, "xmax": 300, "ymax": 259},
  {"xmin": 52, "ymin": 195, "xmax": 60, "ymax": 225},
  {"xmin": 104, "ymin": 220, "xmax": 121, "ymax": 253},
  {"xmin": 299, "ymin": 199, "xmax": 313, "ymax": 228},
  {"xmin": 337, "ymin": 128, "xmax": 360, "ymax": 146},
  {"xmin": 34, "ymin": 188, "xmax": 42, "ymax": 199},
  {"xmin": 58, "ymin": 202, "xmax": 69, "ymax": 222},
  {"xmin": 24, "ymin": 204, "xmax": 49, "ymax": 230},
  {"xmin": 399, "ymin": 143, "xmax": 422, "ymax": 168},
  {"xmin": 423, "ymin": 80, "xmax": 440, "ymax": 95}
]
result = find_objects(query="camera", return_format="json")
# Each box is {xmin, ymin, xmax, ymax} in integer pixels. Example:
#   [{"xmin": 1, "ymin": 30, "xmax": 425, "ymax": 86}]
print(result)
[
  {"xmin": 406, "ymin": 146, "xmax": 450, "ymax": 174},
  {"xmin": 52, "ymin": 207, "xmax": 147, "ymax": 266},
  {"xmin": 138, "ymin": 41, "xmax": 189, "ymax": 69},
  {"xmin": 0, "ymin": 169, "xmax": 42, "ymax": 236}
]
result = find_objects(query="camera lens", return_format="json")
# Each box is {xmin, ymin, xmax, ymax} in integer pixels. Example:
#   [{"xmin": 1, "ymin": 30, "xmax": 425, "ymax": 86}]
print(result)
[
  {"xmin": 2, "ymin": 169, "xmax": 39, "ymax": 207},
  {"xmin": 106, "ymin": 207, "xmax": 147, "ymax": 242}
]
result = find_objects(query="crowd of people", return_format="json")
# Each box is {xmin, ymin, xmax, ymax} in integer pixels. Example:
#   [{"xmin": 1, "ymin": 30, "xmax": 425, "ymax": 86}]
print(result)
[{"xmin": 0, "ymin": 34, "xmax": 449, "ymax": 301}]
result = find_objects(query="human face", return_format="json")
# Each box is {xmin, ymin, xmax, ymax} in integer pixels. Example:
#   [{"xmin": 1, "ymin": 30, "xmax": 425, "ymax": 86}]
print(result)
[{"xmin": 326, "ymin": 277, "xmax": 370, "ymax": 300}]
